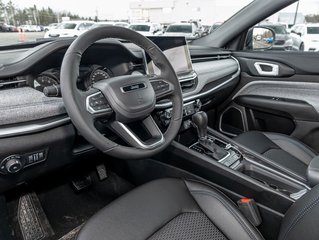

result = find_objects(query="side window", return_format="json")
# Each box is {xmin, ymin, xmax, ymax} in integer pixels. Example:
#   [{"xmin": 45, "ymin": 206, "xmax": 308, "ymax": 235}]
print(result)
[
  {"xmin": 247, "ymin": 0, "xmax": 319, "ymax": 52},
  {"xmin": 77, "ymin": 23, "xmax": 85, "ymax": 31},
  {"xmin": 84, "ymin": 23, "xmax": 94, "ymax": 29}
]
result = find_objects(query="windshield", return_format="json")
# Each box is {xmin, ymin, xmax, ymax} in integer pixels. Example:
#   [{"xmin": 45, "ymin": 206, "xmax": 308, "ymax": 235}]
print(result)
[
  {"xmin": 129, "ymin": 25, "xmax": 150, "ymax": 32},
  {"xmin": 0, "ymin": 0, "xmax": 256, "ymax": 46},
  {"xmin": 166, "ymin": 25, "xmax": 192, "ymax": 33},
  {"xmin": 307, "ymin": 27, "xmax": 319, "ymax": 34}
]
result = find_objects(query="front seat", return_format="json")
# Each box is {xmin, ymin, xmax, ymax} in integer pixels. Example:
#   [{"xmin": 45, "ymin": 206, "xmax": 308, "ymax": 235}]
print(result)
[
  {"xmin": 76, "ymin": 178, "xmax": 319, "ymax": 240},
  {"xmin": 77, "ymin": 178, "xmax": 264, "ymax": 240},
  {"xmin": 235, "ymin": 131, "xmax": 317, "ymax": 180}
]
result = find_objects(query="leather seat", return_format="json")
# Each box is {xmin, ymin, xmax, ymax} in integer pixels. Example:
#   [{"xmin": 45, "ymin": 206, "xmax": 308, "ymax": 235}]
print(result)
[
  {"xmin": 77, "ymin": 178, "xmax": 319, "ymax": 240},
  {"xmin": 77, "ymin": 178, "xmax": 264, "ymax": 240},
  {"xmin": 235, "ymin": 131, "xmax": 317, "ymax": 180}
]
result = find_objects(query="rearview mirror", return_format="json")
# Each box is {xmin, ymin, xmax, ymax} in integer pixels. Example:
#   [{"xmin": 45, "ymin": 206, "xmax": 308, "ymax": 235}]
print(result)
[{"xmin": 246, "ymin": 27, "xmax": 275, "ymax": 50}]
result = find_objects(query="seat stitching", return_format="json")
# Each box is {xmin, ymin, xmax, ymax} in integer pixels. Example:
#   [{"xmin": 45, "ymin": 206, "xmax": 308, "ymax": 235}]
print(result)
[
  {"xmin": 190, "ymin": 190, "xmax": 260, "ymax": 240},
  {"xmin": 281, "ymin": 196, "xmax": 319, "ymax": 240}
]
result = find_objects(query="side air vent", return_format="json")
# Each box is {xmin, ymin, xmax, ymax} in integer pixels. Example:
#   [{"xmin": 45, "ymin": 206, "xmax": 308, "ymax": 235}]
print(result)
[
  {"xmin": 0, "ymin": 77, "xmax": 27, "ymax": 90},
  {"xmin": 191, "ymin": 54, "xmax": 232, "ymax": 63}
]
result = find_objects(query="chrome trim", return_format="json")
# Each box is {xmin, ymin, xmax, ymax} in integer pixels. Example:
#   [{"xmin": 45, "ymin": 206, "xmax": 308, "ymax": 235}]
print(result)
[
  {"xmin": 244, "ymin": 156, "xmax": 311, "ymax": 191},
  {"xmin": 290, "ymin": 189, "xmax": 308, "ymax": 200},
  {"xmin": 218, "ymin": 106, "xmax": 245, "ymax": 137},
  {"xmin": 178, "ymin": 72, "xmax": 198, "ymax": 83},
  {"xmin": 189, "ymin": 136, "xmax": 232, "ymax": 163},
  {"xmin": 0, "ymin": 117, "xmax": 71, "ymax": 139},
  {"xmin": 86, "ymin": 92, "xmax": 112, "ymax": 114},
  {"xmin": 191, "ymin": 55, "xmax": 231, "ymax": 62},
  {"xmin": 254, "ymin": 62, "xmax": 279, "ymax": 76},
  {"xmin": 0, "ymin": 79, "xmax": 27, "ymax": 87},
  {"xmin": 116, "ymin": 121, "xmax": 165, "ymax": 150}
]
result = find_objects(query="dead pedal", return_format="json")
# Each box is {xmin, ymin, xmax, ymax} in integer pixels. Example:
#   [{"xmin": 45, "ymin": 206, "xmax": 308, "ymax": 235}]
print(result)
[{"xmin": 18, "ymin": 192, "xmax": 54, "ymax": 240}]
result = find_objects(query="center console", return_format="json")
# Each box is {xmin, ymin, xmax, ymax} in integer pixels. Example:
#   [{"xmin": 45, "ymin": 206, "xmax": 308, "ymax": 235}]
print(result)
[{"xmin": 182, "ymin": 111, "xmax": 310, "ymax": 201}]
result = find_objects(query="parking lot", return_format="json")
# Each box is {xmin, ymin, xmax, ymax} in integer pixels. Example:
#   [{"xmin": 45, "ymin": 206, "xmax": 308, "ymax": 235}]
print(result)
[{"xmin": 0, "ymin": 32, "xmax": 45, "ymax": 46}]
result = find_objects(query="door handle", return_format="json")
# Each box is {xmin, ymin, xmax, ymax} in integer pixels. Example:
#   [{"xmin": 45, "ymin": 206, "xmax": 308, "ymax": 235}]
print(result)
[{"xmin": 254, "ymin": 62, "xmax": 279, "ymax": 76}]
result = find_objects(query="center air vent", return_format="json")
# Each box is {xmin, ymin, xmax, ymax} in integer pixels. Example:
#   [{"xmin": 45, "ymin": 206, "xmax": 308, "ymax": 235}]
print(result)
[
  {"xmin": 191, "ymin": 54, "xmax": 231, "ymax": 63},
  {"xmin": 179, "ymin": 73, "xmax": 197, "ymax": 93}
]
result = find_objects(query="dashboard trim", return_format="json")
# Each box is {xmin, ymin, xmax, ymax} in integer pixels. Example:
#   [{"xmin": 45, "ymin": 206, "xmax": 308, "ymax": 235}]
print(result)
[
  {"xmin": 155, "ymin": 57, "xmax": 240, "ymax": 109},
  {"xmin": 0, "ymin": 117, "xmax": 71, "ymax": 139},
  {"xmin": 156, "ymin": 71, "xmax": 240, "ymax": 109}
]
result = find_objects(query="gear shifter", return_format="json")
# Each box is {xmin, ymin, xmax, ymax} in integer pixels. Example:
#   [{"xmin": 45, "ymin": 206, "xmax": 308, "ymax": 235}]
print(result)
[
  {"xmin": 192, "ymin": 111, "xmax": 208, "ymax": 140},
  {"xmin": 192, "ymin": 112, "xmax": 229, "ymax": 160}
]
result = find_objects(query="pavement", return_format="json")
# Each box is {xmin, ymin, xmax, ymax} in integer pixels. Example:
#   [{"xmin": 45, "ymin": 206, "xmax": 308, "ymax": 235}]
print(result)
[{"xmin": 0, "ymin": 32, "xmax": 45, "ymax": 46}]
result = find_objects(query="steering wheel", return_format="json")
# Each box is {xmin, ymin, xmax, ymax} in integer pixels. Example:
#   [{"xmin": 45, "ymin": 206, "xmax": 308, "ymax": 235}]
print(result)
[{"xmin": 60, "ymin": 26, "xmax": 183, "ymax": 159}]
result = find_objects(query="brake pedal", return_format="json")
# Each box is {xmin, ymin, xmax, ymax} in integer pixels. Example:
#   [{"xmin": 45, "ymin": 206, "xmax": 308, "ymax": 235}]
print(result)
[{"xmin": 18, "ymin": 192, "xmax": 54, "ymax": 240}]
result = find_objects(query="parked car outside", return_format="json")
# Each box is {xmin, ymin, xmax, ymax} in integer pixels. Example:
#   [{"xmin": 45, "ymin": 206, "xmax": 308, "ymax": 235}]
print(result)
[
  {"xmin": 0, "ymin": 22, "xmax": 9, "ymax": 32},
  {"xmin": 90, "ymin": 21, "xmax": 129, "ymax": 29},
  {"xmin": 6, "ymin": 25, "xmax": 18, "ymax": 32},
  {"xmin": 258, "ymin": 23, "xmax": 293, "ymax": 50},
  {"xmin": 18, "ymin": 25, "xmax": 34, "ymax": 32},
  {"xmin": 209, "ymin": 22, "xmax": 223, "ymax": 33},
  {"xmin": 290, "ymin": 23, "xmax": 319, "ymax": 51},
  {"xmin": 129, "ymin": 23, "xmax": 162, "ymax": 36},
  {"xmin": 114, "ymin": 22, "xmax": 130, "ymax": 28},
  {"xmin": 44, "ymin": 23, "xmax": 59, "ymax": 32},
  {"xmin": 44, "ymin": 21, "xmax": 95, "ymax": 38},
  {"xmin": 164, "ymin": 22, "xmax": 200, "ymax": 40}
]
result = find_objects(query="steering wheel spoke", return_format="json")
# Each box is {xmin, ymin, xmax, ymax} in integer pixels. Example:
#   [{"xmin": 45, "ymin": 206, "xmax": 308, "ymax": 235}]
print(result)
[
  {"xmin": 83, "ymin": 88, "xmax": 113, "ymax": 118},
  {"xmin": 109, "ymin": 116, "xmax": 164, "ymax": 150},
  {"xmin": 150, "ymin": 76, "xmax": 175, "ymax": 100}
]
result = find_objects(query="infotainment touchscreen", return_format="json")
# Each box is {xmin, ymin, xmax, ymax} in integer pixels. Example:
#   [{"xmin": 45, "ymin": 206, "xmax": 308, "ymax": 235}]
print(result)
[{"xmin": 145, "ymin": 36, "xmax": 193, "ymax": 76}]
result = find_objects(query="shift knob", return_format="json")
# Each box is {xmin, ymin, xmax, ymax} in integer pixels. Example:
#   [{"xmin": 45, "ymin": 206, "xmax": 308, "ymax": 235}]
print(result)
[{"xmin": 192, "ymin": 111, "xmax": 208, "ymax": 140}]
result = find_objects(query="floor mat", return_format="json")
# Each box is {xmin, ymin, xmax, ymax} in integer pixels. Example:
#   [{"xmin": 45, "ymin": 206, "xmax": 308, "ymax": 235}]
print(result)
[{"xmin": 7, "ymin": 169, "xmax": 134, "ymax": 240}]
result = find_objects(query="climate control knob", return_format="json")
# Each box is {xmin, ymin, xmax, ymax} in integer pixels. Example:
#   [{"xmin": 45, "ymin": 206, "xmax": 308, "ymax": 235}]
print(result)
[{"xmin": 5, "ymin": 158, "xmax": 23, "ymax": 173}]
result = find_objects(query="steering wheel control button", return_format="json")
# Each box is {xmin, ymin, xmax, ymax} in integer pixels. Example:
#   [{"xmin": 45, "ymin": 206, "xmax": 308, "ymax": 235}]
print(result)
[
  {"xmin": 86, "ymin": 92, "xmax": 112, "ymax": 114},
  {"xmin": 151, "ymin": 80, "xmax": 170, "ymax": 94}
]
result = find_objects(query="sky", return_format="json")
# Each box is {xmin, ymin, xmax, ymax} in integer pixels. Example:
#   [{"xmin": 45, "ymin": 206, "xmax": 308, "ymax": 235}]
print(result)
[
  {"xmin": 3, "ymin": 0, "xmax": 132, "ymax": 19},
  {"xmin": 2, "ymin": 0, "xmax": 319, "ymax": 20}
]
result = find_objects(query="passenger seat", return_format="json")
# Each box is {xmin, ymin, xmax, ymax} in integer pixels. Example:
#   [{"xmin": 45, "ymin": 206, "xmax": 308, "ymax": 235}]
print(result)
[{"xmin": 234, "ymin": 131, "xmax": 317, "ymax": 181}]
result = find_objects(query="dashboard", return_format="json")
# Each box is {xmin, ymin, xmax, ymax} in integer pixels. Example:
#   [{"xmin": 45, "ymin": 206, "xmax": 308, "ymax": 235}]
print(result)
[
  {"xmin": 36, "ymin": 65, "xmax": 113, "ymax": 92},
  {"xmin": 0, "ymin": 37, "xmax": 240, "ymax": 192}
]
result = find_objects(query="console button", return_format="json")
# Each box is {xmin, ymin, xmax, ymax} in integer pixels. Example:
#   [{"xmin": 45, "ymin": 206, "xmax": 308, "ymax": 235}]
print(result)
[{"xmin": 25, "ymin": 150, "xmax": 46, "ymax": 165}]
